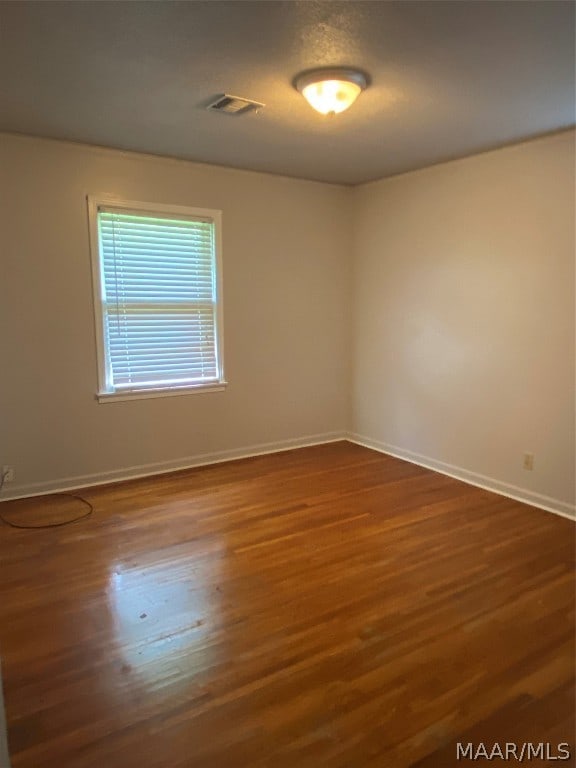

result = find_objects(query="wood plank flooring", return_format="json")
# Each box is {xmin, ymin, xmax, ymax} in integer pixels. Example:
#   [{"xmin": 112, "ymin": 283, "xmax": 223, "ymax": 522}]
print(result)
[{"xmin": 0, "ymin": 441, "xmax": 574, "ymax": 767}]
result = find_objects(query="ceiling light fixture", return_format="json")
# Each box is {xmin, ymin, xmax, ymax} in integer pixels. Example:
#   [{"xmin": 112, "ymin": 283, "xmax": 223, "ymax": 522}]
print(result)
[{"xmin": 295, "ymin": 68, "xmax": 368, "ymax": 115}]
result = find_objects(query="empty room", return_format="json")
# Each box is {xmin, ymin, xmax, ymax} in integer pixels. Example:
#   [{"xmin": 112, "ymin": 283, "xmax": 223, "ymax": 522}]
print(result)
[{"xmin": 0, "ymin": 1, "xmax": 574, "ymax": 766}]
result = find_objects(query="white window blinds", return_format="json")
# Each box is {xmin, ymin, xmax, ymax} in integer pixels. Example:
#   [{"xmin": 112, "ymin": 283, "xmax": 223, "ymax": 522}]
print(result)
[{"xmin": 93, "ymin": 204, "xmax": 223, "ymax": 396}]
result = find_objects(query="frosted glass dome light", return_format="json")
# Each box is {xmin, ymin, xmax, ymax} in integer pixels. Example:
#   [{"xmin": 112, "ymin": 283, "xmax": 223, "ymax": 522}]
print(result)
[{"xmin": 295, "ymin": 68, "xmax": 368, "ymax": 115}]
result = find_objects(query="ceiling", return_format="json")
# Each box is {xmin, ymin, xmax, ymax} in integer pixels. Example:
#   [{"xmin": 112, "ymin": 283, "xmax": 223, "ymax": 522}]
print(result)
[{"xmin": 0, "ymin": 1, "xmax": 574, "ymax": 185}]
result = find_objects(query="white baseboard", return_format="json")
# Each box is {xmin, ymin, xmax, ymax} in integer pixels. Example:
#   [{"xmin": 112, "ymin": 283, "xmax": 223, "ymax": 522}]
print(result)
[
  {"xmin": 4, "ymin": 431, "xmax": 574, "ymax": 523},
  {"xmin": 0, "ymin": 431, "xmax": 346, "ymax": 502},
  {"xmin": 347, "ymin": 433, "xmax": 576, "ymax": 521}
]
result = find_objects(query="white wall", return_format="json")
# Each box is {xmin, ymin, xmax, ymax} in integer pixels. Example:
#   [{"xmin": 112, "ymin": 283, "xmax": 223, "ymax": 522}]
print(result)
[
  {"xmin": 0, "ymin": 134, "xmax": 351, "ymax": 495},
  {"xmin": 351, "ymin": 131, "xmax": 575, "ymax": 515},
  {"xmin": 1, "ymin": 131, "xmax": 574, "ymax": 517}
]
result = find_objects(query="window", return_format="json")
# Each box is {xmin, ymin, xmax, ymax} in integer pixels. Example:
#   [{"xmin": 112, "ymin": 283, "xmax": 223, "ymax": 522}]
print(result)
[{"xmin": 88, "ymin": 197, "xmax": 225, "ymax": 402}]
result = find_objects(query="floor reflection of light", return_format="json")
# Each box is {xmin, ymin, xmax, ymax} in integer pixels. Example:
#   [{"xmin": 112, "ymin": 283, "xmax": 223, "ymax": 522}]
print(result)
[{"xmin": 107, "ymin": 555, "xmax": 222, "ymax": 690}]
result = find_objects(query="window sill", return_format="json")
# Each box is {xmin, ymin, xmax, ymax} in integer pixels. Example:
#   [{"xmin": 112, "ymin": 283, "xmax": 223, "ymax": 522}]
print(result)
[{"xmin": 96, "ymin": 381, "xmax": 228, "ymax": 403}]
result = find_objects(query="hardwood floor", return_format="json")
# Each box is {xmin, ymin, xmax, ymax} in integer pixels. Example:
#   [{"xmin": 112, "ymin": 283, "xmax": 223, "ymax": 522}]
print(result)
[{"xmin": 0, "ymin": 441, "xmax": 574, "ymax": 767}]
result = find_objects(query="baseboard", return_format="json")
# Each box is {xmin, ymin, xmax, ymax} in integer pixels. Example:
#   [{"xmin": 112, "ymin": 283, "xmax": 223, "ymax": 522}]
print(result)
[
  {"xmin": 5, "ymin": 431, "xmax": 574, "ymax": 522},
  {"xmin": 347, "ymin": 433, "xmax": 575, "ymax": 521},
  {"xmin": 0, "ymin": 431, "xmax": 346, "ymax": 502}
]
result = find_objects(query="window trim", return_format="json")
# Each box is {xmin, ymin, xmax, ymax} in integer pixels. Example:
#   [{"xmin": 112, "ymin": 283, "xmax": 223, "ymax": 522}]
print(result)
[{"xmin": 87, "ymin": 195, "xmax": 226, "ymax": 402}]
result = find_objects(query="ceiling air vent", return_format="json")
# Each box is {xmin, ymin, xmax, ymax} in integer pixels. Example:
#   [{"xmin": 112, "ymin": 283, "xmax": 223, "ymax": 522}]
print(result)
[{"xmin": 207, "ymin": 94, "xmax": 264, "ymax": 115}]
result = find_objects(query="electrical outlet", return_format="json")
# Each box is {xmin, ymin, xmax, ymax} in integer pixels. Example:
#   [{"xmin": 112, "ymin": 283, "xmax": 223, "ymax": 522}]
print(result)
[
  {"xmin": 2, "ymin": 465, "xmax": 14, "ymax": 482},
  {"xmin": 523, "ymin": 453, "xmax": 534, "ymax": 471}
]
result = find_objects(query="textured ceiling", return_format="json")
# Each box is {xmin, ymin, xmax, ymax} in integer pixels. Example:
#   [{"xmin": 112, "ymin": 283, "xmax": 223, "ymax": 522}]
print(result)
[{"xmin": 0, "ymin": 0, "xmax": 574, "ymax": 185}]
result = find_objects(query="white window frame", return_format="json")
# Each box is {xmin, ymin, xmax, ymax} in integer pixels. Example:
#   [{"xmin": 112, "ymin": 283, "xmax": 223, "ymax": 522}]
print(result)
[{"xmin": 87, "ymin": 195, "xmax": 226, "ymax": 402}]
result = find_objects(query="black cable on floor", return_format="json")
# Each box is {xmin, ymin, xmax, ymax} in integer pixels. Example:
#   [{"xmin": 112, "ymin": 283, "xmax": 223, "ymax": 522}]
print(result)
[{"xmin": 0, "ymin": 472, "xmax": 94, "ymax": 529}]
